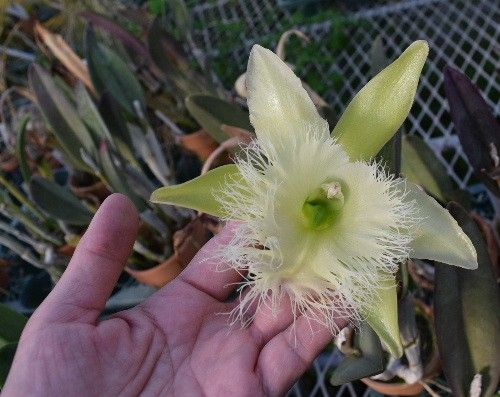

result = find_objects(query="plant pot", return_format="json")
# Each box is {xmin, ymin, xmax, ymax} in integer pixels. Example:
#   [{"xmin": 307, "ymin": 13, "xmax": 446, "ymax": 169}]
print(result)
[
  {"xmin": 361, "ymin": 299, "xmax": 440, "ymax": 396},
  {"xmin": 0, "ymin": 151, "xmax": 19, "ymax": 173},
  {"xmin": 126, "ymin": 217, "xmax": 213, "ymax": 288}
]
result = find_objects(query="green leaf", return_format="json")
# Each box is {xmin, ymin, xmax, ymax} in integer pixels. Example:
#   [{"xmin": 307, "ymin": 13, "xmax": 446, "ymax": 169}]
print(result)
[
  {"xmin": 151, "ymin": 164, "xmax": 244, "ymax": 216},
  {"xmin": 28, "ymin": 64, "xmax": 94, "ymax": 171},
  {"xmin": 99, "ymin": 142, "xmax": 147, "ymax": 212},
  {"xmin": 16, "ymin": 116, "xmax": 31, "ymax": 183},
  {"xmin": 75, "ymin": 83, "xmax": 113, "ymax": 144},
  {"xmin": 185, "ymin": 95, "xmax": 253, "ymax": 143},
  {"xmin": 0, "ymin": 304, "xmax": 27, "ymax": 347},
  {"xmin": 361, "ymin": 276, "xmax": 403, "ymax": 358},
  {"xmin": 369, "ymin": 34, "xmax": 390, "ymax": 78},
  {"xmin": 330, "ymin": 323, "xmax": 385, "ymax": 385},
  {"xmin": 402, "ymin": 135, "xmax": 468, "ymax": 205},
  {"xmin": 435, "ymin": 203, "xmax": 500, "ymax": 397},
  {"xmin": 147, "ymin": 16, "xmax": 212, "ymax": 98},
  {"xmin": 332, "ymin": 41, "xmax": 429, "ymax": 160},
  {"xmin": 98, "ymin": 93, "xmax": 136, "ymax": 165},
  {"xmin": 0, "ymin": 232, "xmax": 44, "ymax": 268},
  {"xmin": 0, "ymin": 343, "xmax": 18, "ymax": 388},
  {"xmin": 85, "ymin": 26, "xmax": 145, "ymax": 115},
  {"xmin": 29, "ymin": 176, "xmax": 94, "ymax": 225},
  {"xmin": 403, "ymin": 182, "xmax": 477, "ymax": 269}
]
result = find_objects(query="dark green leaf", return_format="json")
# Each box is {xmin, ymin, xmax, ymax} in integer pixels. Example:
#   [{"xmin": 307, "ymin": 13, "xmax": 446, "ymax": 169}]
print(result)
[
  {"xmin": 28, "ymin": 64, "xmax": 94, "ymax": 171},
  {"xmin": 75, "ymin": 83, "xmax": 113, "ymax": 143},
  {"xmin": 99, "ymin": 141, "xmax": 147, "ymax": 212},
  {"xmin": 185, "ymin": 95, "xmax": 253, "ymax": 143},
  {"xmin": 330, "ymin": 324, "xmax": 385, "ymax": 385},
  {"xmin": 80, "ymin": 12, "xmax": 149, "ymax": 59},
  {"xmin": 369, "ymin": 34, "xmax": 390, "ymax": 77},
  {"xmin": 435, "ymin": 203, "xmax": 500, "ymax": 397},
  {"xmin": 148, "ymin": 17, "xmax": 210, "ymax": 95},
  {"xmin": 29, "ymin": 176, "xmax": 94, "ymax": 225},
  {"xmin": 0, "ymin": 343, "xmax": 18, "ymax": 388},
  {"xmin": 15, "ymin": 116, "xmax": 31, "ymax": 183},
  {"xmin": 0, "ymin": 304, "xmax": 27, "ymax": 346},
  {"xmin": 402, "ymin": 135, "xmax": 470, "ymax": 206},
  {"xmin": 98, "ymin": 93, "xmax": 136, "ymax": 164},
  {"xmin": 85, "ymin": 26, "xmax": 145, "ymax": 114}
]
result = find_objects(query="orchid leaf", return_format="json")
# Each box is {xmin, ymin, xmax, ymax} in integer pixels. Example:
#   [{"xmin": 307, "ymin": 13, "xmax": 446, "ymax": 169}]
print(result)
[
  {"xmin": 330, "ymin": 323, "xmax": 384, "ymax": 385},
  {"xmin": 99, "ymin": 142, "xmax": 147, "ymax": 212},
  {"xmin": 185, "ymin": 95, "xmax": 252, "ymax": 144},
  {"xmin": 0, "ymin": 304, "xmax": 27, "ymax": 347},
  {"xmin": 28, "ymin": 64, "xmax": 93, "ymax": 171},
  {"xmin": 332, "ymin": 41, "xmax": 428, "ymax": 160},
  {"xmin": 369, "ymin": 34, "xmax": 390, "ymax": 78},
  {"xmin": 435, "ymin": 203, "xmax": 500, "ymax": 397},
  {"xmin": 85, "ymin": 26, "xmax": 145, "ymax": 114},
  {"xmin": 80, "ymin": 12, "xmax": 149, "ymax": 59},
  {"xmin": 75, "ymin": 83, "xmax": 113, "ymax": 143},
  {"xmin": 0, "ymin": 342, "xmax": 17, "ymax": 387},
  {"xmin": 443, "ymin": 66, "xmax": 500, "ymax": 197},
  {"xmin": 16, "ymin": 115, "xmax": 31, "ymax": 183},
  {"xmin": 246, "ymin": 45, "xmax": 329, "ymax": 145},
  {"xmin": 403, "ymin": 182, "xmax": 477, "ymax": 269},
  {"xmin": 0, "ymin": 304, "xmax": 26, "ymax": 386},
  {"xmin": 29, "ymin": 176, "xmax": 94, "ymax": 225},
  {"xmin": 401, "ymin": 135, "xmax": 470, "ymax": 206},
  {"xmin": 361, "ymin": 276, "xmax": 402, "ymax": 358},
  {"xmin": 150, "ymin": 165, "xmax": 244, "ymax": 216}
]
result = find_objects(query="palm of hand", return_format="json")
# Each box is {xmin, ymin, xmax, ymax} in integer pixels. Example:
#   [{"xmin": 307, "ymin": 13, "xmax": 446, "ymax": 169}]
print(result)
[{"xmin": 3, "ymin": 195, "xmax": 341, "ymax": 397}]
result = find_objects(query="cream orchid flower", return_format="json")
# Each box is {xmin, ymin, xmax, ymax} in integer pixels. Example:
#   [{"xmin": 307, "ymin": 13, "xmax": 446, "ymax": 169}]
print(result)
[{"xmin": 152, "ymin": 41, "xmax": 477, "ymax": 358}]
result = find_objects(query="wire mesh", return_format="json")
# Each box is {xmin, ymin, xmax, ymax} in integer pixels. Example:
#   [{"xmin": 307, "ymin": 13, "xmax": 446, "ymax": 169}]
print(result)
[{"xmin": 186, "ymin": 0, "xmax": 499, "ymax": 395}]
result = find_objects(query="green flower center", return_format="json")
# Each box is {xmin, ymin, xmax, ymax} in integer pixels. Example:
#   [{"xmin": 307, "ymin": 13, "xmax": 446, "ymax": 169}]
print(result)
[{"xmin": 301, "ymin": 181, "xmax": 344, "ymax": 231}]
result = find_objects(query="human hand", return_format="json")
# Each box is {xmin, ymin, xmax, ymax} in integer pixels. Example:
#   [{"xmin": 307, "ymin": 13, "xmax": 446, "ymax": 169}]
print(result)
[{"xmin": 2, "ymin": 194, "xmax": 345, "ymax": 397}]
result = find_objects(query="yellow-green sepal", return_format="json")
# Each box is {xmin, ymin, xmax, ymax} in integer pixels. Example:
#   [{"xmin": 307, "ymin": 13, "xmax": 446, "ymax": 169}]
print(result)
[
  {"xmin": 361, "ymin": 275, "xmax": 403, "ymax": 358},
  {"xmin": 403, "ymin": 182, "xmax": 478, "ymax": 269},
  {"xmin": 150, "ymin": 164, "xmax": 244, "ymax": 217},
  {"xmin": 332, "ymin": 40, "xmax": 429, "ymax": 161}
]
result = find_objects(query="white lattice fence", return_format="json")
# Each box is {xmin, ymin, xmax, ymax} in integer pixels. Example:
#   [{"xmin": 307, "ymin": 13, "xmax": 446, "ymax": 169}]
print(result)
[{"xmin": 187, "ymin": 0, "xmax": 499, "ymax": 395}]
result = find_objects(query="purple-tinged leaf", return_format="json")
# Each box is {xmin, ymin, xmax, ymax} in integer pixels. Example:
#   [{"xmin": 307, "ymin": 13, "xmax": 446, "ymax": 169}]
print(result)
[
  {"xmin": 443, "ymin": 66, "xmax": 500, "ymax": 196},
  {"xmin": 79, "ymin": 12, "xmax": 150, "ymax": 60}
]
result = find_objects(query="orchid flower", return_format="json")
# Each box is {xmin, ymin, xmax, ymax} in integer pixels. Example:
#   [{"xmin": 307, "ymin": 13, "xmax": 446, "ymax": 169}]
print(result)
[{"xmin": 152, "ymin": 41, "xmax": 477, "ymax": 358}]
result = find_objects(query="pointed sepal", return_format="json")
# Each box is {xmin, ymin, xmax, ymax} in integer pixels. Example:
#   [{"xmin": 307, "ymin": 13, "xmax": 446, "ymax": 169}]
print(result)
[
  {"xmin": 150, "ymin": 165, "xmax": 244, "ymax": 217},
  {"xmin": 403, "ymin": 182, "xmax": 477, "ymax": 269},
  {"xmin": 246, "ymin": 45, "xmax": 329, "ymax": 145},
  {"xmin": 333, "ymin": 40, "xmax": 429, "ymax": 160},
  {"xmin": 361, "ymin": 275, "xmax": 403, "ymax": 358}
]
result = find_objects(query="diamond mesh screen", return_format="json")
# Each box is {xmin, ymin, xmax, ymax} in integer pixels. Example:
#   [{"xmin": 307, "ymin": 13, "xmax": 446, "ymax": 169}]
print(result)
[{"xmin": 186, "ymin": 0, "xmax": 499, "ymax": 395}]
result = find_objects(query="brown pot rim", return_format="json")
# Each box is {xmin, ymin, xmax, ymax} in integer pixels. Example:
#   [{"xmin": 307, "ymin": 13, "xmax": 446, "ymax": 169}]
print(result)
[{"xmin": 361, "ymin": 377, "xmax": 424, "ymax": 396}]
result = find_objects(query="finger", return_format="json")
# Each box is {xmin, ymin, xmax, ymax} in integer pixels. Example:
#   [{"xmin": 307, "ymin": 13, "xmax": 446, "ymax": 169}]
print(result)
[
  {"xmin": 151, "ymin": 223, "xmax": 244, "ymax": 303},
  {"xmin": 257, "ymin": 314, "xmax": 347, "ymax": 396},
  {"xmin": 35, "ymin": 194, "xmax": 139, "ymax": 325},
  {"xmin": 249, "ymin": 294, "xmax": 295, "ymax": 346}
]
